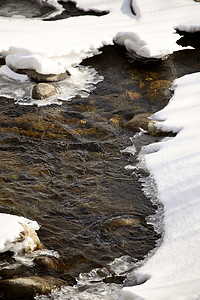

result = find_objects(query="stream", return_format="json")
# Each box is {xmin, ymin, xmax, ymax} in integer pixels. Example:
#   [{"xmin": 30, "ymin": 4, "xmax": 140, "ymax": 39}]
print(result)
[{"xmin": 0, "ymin": 1, "xmax": 200, "ymax": 299}]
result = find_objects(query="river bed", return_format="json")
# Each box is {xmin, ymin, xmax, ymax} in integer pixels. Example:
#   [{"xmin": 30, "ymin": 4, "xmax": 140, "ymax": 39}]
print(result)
[{"xmin": 1, "ymin": 1, "xmax": 200, "ymax": 299}]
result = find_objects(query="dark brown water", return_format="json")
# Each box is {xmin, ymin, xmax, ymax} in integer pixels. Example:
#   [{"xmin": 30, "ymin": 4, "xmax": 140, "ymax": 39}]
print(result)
[{"xmin": 0, "ymin": 45, "xmax": 165, "ymax": 278}]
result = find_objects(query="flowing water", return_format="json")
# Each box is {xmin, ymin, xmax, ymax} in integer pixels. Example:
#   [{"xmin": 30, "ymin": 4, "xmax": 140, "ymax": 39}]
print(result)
[{"xmin": 1, "ymin": 1, "xmax": 200, "ymax": 299}]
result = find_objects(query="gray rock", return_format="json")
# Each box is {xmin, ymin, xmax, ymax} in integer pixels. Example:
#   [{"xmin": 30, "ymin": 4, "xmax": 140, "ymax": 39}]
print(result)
[
  {"xmin": 32, "ymin": 83, "xmax": 57, "ymax": 100},
  {"xmin": 124, "ymin": 112, "xmax": 152, "ymax": 131},
  {"xmin": 0, "ymin": 276, "xmax": 67, "ymax": 299},
  {"xmin": 124, "ymin": 112, "xmax": 163, "ymax": 136},
  {"xmin": 17, "ymin": 69, "xmax": 70, "ymax": 82}
]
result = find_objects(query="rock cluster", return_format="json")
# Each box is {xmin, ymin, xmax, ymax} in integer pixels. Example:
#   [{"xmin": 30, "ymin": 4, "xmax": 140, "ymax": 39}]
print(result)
[
  {"xmin": 16, "ymin": 68, "xmax": 70, "ymax": 100},
  {"xmin": 0, "ymin": 223, "xmax": 71, "ymax": 299},
  {"xmin": 1, "ymin": 64, "xmax": 71, "ymax": 100}
]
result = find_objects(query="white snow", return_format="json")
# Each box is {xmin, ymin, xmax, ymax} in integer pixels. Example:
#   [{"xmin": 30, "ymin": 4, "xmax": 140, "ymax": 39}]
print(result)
[
  {"xmin": 0, "ymin": 65, "xmax": 29, "ymax": 82},
  {"xmin": 0, "ymin": 213, "xmax": 40, "ymax": 254},
  {"xmin": 120, "ymin": 73, "xmax": 200, "ymax": 299},
  {"xmin": 1, "ymin": 0, "xmax": 200, "ymax": 77}
]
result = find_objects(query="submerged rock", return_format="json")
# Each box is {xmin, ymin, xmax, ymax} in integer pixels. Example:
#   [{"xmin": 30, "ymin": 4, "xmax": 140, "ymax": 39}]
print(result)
[
  {"xmin": 103, "ymin": 217, "xmax": 141, "ymax": 230},
  {"xmin": 0, "ymin": 276, "xmax": 67, "ymax": 299},
  {"xmin": 18, "ymin": 69, "xmax": 70, "ymax": 82},
  {"xmin": 32, "ymin": 83, "xmax": 57, "ymax": 100},
  {"xmin": 34, "ymin": 256, "xmax": 65, "ymax": 272}
]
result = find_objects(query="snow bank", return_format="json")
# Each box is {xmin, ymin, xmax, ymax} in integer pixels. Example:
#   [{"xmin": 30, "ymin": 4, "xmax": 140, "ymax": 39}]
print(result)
[
  {"xmin": 1, "ymin": 0, "xmax": 200, "ymax": 76},
  {"xmin": 0, "ymin": 65, "xmax": 29, "ymax": 82},
  {"xmin": 0, "ymin": 213, "xmax": 40, "ymax": 254},
  {"xmin": 120, "ymin": 72, "xmax": 200, "ymax": 300}
]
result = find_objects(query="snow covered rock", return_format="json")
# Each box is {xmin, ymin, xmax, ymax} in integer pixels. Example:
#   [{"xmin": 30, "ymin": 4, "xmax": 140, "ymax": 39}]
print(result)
[
  {"xmin": 32, "ymin": 83, "xmax": 57, "ymax": 100},
  {"xmin": 147, "ymin": 120, "xmax": 163, "ymax": 136},
  {"xmin": 0, "ymin": 213, "xmax": 41, "ymax": 255},
  {"xmin": 18, "ymin": 223, "xmax": 43, "ymax": 253}
]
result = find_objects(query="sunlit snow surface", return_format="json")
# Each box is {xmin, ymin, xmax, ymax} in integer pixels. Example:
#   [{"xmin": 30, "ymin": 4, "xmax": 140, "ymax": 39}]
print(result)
[
  {"xmin": 1, "ymin": 1, "xmax": 200, "ymax": 300},
  {"xmin": 120, "ymin": 73, "xmax": 200, "ymax": 299},
  {"xmin": 1, "ymin": 0, "xmax": 200, "ymax": 75}
]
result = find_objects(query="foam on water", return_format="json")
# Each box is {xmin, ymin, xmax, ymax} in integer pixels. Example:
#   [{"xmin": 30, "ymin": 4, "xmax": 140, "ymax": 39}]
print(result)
[
  {"xmin": 35, "ymin": 256, "xmax": 140, "ymax": 300},
  {"xmin": 137, "ymin": 147, "xmax": 164, "ymax": 236},
  {"xmin": 36, "ymin": 282, "xmax": 122, "ymax": 300},
  {"xmin": 0, "ymin": 66, "xmax": 103, "ymax": 106},
  {"xmin": 13, "ymin": 248, "xmax": 60, "ymax": 267}
]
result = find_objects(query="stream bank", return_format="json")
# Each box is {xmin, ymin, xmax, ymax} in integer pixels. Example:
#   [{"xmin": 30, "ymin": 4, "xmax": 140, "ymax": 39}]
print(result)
[{"xmin": 0, "ymin": 35, "xmax": 200, "ymax": 298}]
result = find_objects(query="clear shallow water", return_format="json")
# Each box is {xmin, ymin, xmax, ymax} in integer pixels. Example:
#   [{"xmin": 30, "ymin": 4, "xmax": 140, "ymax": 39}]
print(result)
[
  {"xmin": 0, "ymin": 44, "xmax": 166, "ymax": 298},
  {"xmin": 1, "ymin": 1, "xmax": 200, "ymax": 299}
]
